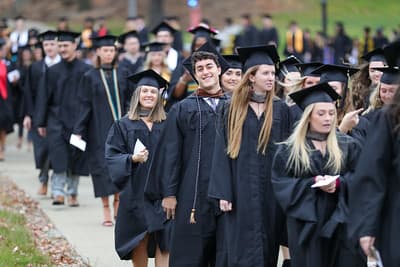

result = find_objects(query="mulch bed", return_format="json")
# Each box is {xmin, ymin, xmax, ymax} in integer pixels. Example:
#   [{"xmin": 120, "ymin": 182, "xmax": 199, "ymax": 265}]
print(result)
[{"xmin": 0, "ymin": 176, "xmax": 90, "ymax": 266}]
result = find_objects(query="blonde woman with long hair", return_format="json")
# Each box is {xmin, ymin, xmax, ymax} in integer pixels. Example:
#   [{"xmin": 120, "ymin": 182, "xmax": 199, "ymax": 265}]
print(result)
[
  {"xmin": 105, "ymin": 69, "xmax": 169, "ymax": 267},
  {"xmin": 208, "ymin": 45, "xmax": 292, "ymax": 267},
  {"xmin": 272, "ymin": 83, "xmax": 364, "ymax": 267}
]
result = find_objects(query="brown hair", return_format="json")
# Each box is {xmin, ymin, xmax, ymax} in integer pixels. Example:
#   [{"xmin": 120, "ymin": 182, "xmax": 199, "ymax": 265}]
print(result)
[
  {"xmin": 227, "ymin": 65, "xmax": 274, "ymax": 158},
  {"xmin": 389, "ymin": 86, "xmax": 400, "ymax": 133},
  {"xmin": 351, "ymin": 63, "xmax": 373, "ymax": 109},
  {"xmin": 127, "ymin": 86, "xmax": 166, "ymax": 122},
  {"xmin": 191, "ymin": 51, "xmax": 220, "ymax": 74}
]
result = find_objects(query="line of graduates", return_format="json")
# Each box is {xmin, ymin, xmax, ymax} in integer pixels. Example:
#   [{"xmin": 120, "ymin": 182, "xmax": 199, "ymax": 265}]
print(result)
[
  {"xmin": 103, "ymin": 37, "xmax": 400, "ymax": 267},
  {"xmin": 2, "ymin": 18, "xmax": 400, "ymax": 267}
]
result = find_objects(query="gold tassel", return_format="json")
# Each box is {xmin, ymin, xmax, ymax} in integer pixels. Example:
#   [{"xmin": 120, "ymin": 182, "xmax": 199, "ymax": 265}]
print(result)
[{"xmin": 190, "ymin": 209, "xmax": 196, "ymax": 224}]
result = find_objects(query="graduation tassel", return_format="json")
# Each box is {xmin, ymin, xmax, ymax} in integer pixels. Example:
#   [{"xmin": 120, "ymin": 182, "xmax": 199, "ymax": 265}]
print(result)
[{"xmin": 190, "ymin": 208, "xmax": 196, "ymax": 224}]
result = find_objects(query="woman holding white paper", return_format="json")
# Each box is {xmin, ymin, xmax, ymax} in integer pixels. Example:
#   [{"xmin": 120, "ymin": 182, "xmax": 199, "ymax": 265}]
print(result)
[
  {"xmin": 105, "ymin": 69, "xmax": 169, "ymax": 266},
  {"xmin": 271, "ymin": 83, "xmax": 365, "ymax": 266}
]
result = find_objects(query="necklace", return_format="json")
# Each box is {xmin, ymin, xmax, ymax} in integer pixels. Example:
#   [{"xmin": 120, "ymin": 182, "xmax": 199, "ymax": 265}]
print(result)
[{"xmin": 306, "ymin": 131, "xmax": 329, "ymax": 141}]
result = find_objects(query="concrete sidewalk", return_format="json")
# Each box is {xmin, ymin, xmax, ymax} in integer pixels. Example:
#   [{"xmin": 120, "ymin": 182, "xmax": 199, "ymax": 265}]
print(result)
[{"xmin": 0, "ymin": 132, "xmax": 154, "ymax": 267}]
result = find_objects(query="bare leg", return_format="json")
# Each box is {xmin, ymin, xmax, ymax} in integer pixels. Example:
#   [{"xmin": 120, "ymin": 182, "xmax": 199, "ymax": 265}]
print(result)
[
  {"xmin": 281, "ymin": 245, "xmax": 291, "ymax": 267},
  {"xmin": 131, "ymin": 235, "xmax": 149, "ymax": 267},
  {"xmin": 0, "ymin": 131, "xmax": 6, "ymax": 160},
  {"xmin": 101, "ymin": 196, "xmax": 113, "ymax": 226},
  {"xmin": 113, "ymin": 193, "xmax": 120, "ymax": 220},
  {"xmin": 155, "ymin": 245, "xmax": 169, "ymax": 267}
]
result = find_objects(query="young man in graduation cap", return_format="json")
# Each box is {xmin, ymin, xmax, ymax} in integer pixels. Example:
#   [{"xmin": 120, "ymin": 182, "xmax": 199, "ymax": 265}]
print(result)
[
  {"xmin": 35, "ymin": 31, "xmax": 92, "ymax": 206},
  {"xmin": 23, "ymin": 30, "xmax": 61, "ymax": 195},
  {"xmin": 147, "ymin": 42, "xmax": 228, "ymax": 267},
  {"xmin": 151, "ymin": 21, "xmax": 183, "ymax": 72},
  {"xmin": 118, "ymin": 30, "xmax": 143, "ymax": 77}
]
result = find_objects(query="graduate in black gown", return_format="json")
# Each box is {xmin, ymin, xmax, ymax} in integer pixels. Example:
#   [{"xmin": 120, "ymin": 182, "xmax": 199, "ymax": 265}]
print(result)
[
  {"xmin": 208, "ymin": 45, "xmax": 291, "ymax": 267},
  {"xmin": 35, "ymin": 31, "xmax": 92, "ymax": 206},
  {"xmin": 0, "ymin": 38, "xmax": 15, "ymax": 161},
  {"xmin": 348, "ymin": 88, "xmax": 400, "ymax": 267},
  {"xmin": 363, "ymin": 67, "xmax": 400, "ymax": 122},
  {"xmin": 220, "ymin": 54, "xmax": 242, "ymax": 95},
  {"xmin": 118, "ymin": 30, "xmax": 143, "ymax": 100},
  {"xmin": 147, "ymin": 42, "xmax": 228, "ymax": 267},
  {"xmin": 105, "ymin": 69, "xmax": 169, "ymax": 266},
  {"xmin": 272, "ymin": 83, "xmax": 364, "ymax": 267},
  {"xmin": 311, "ymin": 64, "xmax": 368, "ymax": 144},
  {"xmin": 73, "ymin": 35, "xmax": 127, "ymax": 226},
  {"xmin": 23, "ymin": 30, "xmax": 61, "ymax": 195}
]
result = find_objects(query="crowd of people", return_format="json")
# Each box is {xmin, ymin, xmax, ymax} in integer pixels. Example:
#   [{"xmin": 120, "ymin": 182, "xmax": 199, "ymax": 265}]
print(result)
[{"xmin": 0, "ymin": 13, "xmax": 399, "ymax": 267}]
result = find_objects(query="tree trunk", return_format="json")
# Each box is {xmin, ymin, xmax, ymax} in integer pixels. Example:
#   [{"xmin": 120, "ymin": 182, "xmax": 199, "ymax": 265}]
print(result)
[{"xmin": 148, "ymin": 0, "xmax": 164, "ymax": 28}]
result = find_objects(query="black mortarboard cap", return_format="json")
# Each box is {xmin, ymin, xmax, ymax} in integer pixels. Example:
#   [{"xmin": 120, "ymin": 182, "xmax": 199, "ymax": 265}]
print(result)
[
  {"xmin": 374, "ymin": 67, "xmax": 400, "ymax": 85},
  {"xmin": 383, "ymin": 41, "xmax": 400, "ymax": 68},
  {"xmin": 289, "ymin": 82, "xmax": 341, "ymax": 110},
  {"xmin": 57, "ymin": 31, "xmax": 80, "ymax": 42},
  {"xmin": 295, "ymin": 62, "xmax": 323, "ymax": 77},
  {"xmin": 279, "ymin": 55, "xmax": 301, "ymax": 80},
  {"xmin": 38, "ymin": 30, "xmax": 58, "ymax": 41},
  {"xmin": 237, "ymin": 45, "xmax": 280, "ymax": 72},
  {"xmin": 222, "ymin": 54, "xmax": 242, "ymax": 74},
  {"xmin": 211, "ymin": 37, "xmax": 221, "ymax": 49},
  {"xmin": 361, "ymin": 48, "xmax": 387, "ymax": 63},
  {"xmin": 188, "ymin": 24, "xmax": 218, "ymax": 38},
  {"xmin": 151, "ymin": 21, "xmax": 176, "ymax": 35},
  {"xmin": 312, "ymin": 64, "xmax": 359, "ymax": 83},
  {"xmin": 118, "ymin": 30, "xmax": 139, "ymax": 44},
  {"xmin": 91, "ymin": 35, "xmax": 117, "ymax": 48},
  {"xmin": 128, "ymin": 69, "xmax": 169, "ymax": 89},
  {"xmin": 142, "ymin": 42, "xmax": 167, "ymax": 52}
]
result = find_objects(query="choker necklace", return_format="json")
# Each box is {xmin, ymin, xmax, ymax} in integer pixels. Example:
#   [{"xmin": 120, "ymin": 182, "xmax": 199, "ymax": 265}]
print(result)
[
  {"xmin": 306, "ymin": 131, "xmax": 328, "ymax": 141},
  {"xmin": 249, "ymin": 92, "xmax": 266, "ymax": 103},
  {"xmin": 138, "ymin": 107, "xmax": 151, "ymax": 117}
]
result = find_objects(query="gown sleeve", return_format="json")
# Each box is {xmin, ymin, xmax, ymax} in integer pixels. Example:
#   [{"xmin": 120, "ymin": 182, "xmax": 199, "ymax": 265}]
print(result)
[
  {"xmin": 34, "ymin": 68, "xmax": 51, "ymax": 127},
  {"xmin": 348, "ymin": 110, "xmax": 394, "ymax": 239},
  {"xmin": 105, "ymin": 120, "xmax": 136, "ymax": 190}
]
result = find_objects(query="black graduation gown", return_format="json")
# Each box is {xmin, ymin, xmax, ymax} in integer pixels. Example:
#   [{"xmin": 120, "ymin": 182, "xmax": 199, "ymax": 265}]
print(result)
[
  {"xmin": 35, "ymin": 59, "xmax": 92, "ymax": 175},
  {"xmin": 0, "ymin": 60, "xmax": 14, "ymax": 133},
  {"xmin": 272, "ymin": 133, "xmax": 364, "ymax": 267},
  {"xmin": 24, "ymin": 60, "xmax": 49, "ymax": 169},
  {"xmin": 73, "ymin": 67, "xmax": 127, "ymax": 197},
  {"xmin": 148, "ymin": 94, "xmax": 228, "ymax": 266},
  {"xmin": 208, "ymin": 99, "xmax": 291, "ymax": 267},
  {"xmin": 105, "ymin": 116, "xmax": 168, "ymax": 260},
  {"xmin": 348, "ymin": 109, "xmax": 400, "ymax": 267},
  {"xmin": 118, "ymin": 57, "xmax": 143, "ymax": 104}
]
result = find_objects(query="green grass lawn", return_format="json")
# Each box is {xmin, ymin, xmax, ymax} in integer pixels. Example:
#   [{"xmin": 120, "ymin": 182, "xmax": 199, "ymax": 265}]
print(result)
[{"xmin": 0, "ymin": 209, "xmax": 51, "ymax": 266}]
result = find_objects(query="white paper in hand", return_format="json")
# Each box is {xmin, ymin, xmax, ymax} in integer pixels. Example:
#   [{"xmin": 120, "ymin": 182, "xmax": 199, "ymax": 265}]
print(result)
[
  {"xmin": 311, "ymin": 175, "xmax": 339, "ymax": 188},
  {"xmin": 7, "ymin": 69, "xmax": 20, "ymax": 83},
  {"xmin": 69, "ymin": 134, "xmax": 87, "ymax": 151},
  {"xmin": 134, "ymin": 139, "xmax": 146, "ymax": 155}
]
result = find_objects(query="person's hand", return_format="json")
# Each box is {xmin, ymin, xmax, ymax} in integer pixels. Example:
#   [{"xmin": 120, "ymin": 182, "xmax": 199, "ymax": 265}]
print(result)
[
  {"xmin": 339, "ymin": 108, "xmax": 363, "ymax": 133},
  {"xmin": 219, "ymin": 200, "xmax": 232, "ymax": 212},
  {"xmin": 360, "ymin": 236, "xmax": 375, "ymax": 257},
  {"xmin": 131, "ymin": 149, "xmax": 149, "ymax": 163},
  {"xmin": 181, "ymin": 71, "xmax": 192, "ymax": 83},
  {"xmin": 38, "ymin": 127, "xmax": 46, "ymax": 137},
  {"xmin": 23, "ymin": 116, "xmax": 32, "ymax": 131},
  {"xmin": 162, "ymin": 196, "xmax": 177, "ymax": 220},
  {"xmin": 318, "ymin": 175, "xmax": 337, "ymax": 193}
]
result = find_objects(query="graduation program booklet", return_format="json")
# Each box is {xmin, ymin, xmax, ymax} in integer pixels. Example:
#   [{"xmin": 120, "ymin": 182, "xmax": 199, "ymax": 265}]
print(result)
[
  {"xmin": 311, "ymin": 175, "xmax": 339, "ymax": 188},
  {"xmin": 69, "ymin": 134, "xmax": 87, "ymax": 151},
  {"xmin": 134, "ymin": 139, "xmax": 146, "ymax": 155}
]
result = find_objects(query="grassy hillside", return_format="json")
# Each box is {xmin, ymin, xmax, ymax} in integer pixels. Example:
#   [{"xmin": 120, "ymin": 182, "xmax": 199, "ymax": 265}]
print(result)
[{"xmin": 272, "ymin": 0, "xmax": 399, "ymax": 38}]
